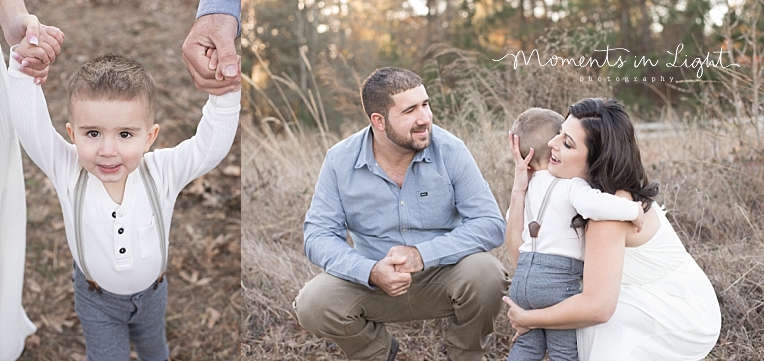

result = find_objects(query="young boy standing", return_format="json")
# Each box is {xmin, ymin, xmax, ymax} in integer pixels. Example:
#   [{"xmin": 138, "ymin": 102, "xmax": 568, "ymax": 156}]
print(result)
[
  {"xmin": 8, "ymin": 38, "xmax": 240, "ymax": 359},
  {"xmin": 504, "ymin": 108, "xmax": 644, "ymax": 361}
]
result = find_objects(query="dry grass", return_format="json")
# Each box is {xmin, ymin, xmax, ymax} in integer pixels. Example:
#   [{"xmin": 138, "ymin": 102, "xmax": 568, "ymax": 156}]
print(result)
[
  {"xmin": 3, "ymin": 0, "xmax": 241, "ymax": 359},
  {"xmin": 242, "ymin": 42, "xmax": 764, "ymax": 360}
]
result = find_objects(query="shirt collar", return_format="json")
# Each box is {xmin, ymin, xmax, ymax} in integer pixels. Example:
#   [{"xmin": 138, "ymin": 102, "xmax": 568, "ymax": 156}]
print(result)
[{"xmin": 354, "ymin": 126, "xmax": 433, "ymax": 169}]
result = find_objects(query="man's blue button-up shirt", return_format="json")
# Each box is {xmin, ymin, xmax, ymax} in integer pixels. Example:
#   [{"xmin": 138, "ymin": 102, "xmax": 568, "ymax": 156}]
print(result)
[{"xmin": 303, "ymin": 125, "xmax": 505, "ymax": 288}]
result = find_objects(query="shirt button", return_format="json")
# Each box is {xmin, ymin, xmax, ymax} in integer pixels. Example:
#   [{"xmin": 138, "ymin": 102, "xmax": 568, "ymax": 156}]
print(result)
[
  {"xmin": 112, "ymin": 212, "xmax": 116, "ymax": 218},
  {"xmin": 119, "ymin": 247, "xmax": 126, "ymax": 254},
  {"xmin": 403, "ymin": 229, "xmax": 408, "ymax": 232},
  {"xmin": 118, "ymin": 228, "xmax": 124, "ymax": 234},
  {"xmin": 400, "ymin": 201, "xmax": 404, "ymax": 205}
]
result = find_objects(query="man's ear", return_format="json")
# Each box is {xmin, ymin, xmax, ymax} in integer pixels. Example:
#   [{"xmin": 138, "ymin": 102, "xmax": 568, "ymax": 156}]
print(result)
[
  {"xmin": 65, "ymin": 123, "xmax": 76, "ymax": 144},
  {"xmin": 370, "ymin": 113, "xmax": 385, "ymax": 132},
  {"xmin": 144, "ymin": 124, "xmax": 160, "ymax": 152}
]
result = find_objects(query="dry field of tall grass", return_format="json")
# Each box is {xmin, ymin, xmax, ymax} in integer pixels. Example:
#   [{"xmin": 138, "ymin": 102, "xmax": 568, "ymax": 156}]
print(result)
[{"xmin": 241, "ymin": 49, "xmax": 764, "ymax": 360}]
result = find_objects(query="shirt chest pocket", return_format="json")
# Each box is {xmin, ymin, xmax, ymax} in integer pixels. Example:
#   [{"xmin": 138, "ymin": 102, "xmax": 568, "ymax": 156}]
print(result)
[
  {"xmin": 138, "ymin": 215, "xmax": 160, "ymax": 259},
  {"xmin": 416, "ymin": 183, "xmax": 457, "ymax": 229}
]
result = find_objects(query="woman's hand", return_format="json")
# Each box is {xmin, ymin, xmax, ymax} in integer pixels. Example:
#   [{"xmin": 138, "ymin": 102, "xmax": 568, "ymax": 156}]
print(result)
[
  {"xmin": 503, "ymin": 296, "xmax": 531, "ymax": 341},
  {"xmin": 508, "ymin": 131, "xmax": 534, "ymax": 193},
  {"xmin": 2, "ymin": 12, "xmax": 64, "ymax": 85}
]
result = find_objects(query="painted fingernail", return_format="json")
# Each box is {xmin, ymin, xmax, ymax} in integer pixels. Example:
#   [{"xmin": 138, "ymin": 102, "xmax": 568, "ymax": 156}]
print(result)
[
  {"xmin": 224, "ymin": 65, "xmax": 237, "ymax": 77},
  {"xmin": 34, "ymin": 78, "xmax": 41, "ymax": 85},
  {"xmin": 21, "ymin": 60, "xmax": 29, "ymax": 67},
  {"xmin": 10, "ymin": 52, "xmax": 20, "ymax": 61},
  {"xmin": 29, "ymin": 36, "xmax": 38, "ymax": 45}
]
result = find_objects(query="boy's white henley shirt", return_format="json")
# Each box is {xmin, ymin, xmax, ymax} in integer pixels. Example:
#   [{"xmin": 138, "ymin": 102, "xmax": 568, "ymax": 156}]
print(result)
[{"xmin": 8, "ymin": 55, "xmax": 241, "ymax": 295}]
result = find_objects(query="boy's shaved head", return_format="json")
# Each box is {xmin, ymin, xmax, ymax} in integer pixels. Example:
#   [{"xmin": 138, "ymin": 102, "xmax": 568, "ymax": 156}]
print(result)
[
  {"xmin": 511, "ymin": 108, "xmax": 564, "ymax": 168},
  {"xmin": 67, "ymin": 54, "xmax": 156, "ymax": 123}
]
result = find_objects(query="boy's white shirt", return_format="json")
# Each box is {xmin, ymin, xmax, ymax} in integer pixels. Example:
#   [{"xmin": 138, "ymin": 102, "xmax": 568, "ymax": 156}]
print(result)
[
  {"xmin": 7, "ymin": 54, "xmax": 241, "ymax": 295},
  {"xmin": 508, "ymin": 170, "xmax": 639, "ymax": 261}
]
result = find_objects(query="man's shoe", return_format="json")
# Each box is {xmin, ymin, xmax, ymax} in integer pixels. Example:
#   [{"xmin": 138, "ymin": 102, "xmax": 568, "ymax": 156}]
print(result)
[{"xmin": 387, "ymin": 337, "xmax": 399, "ymax": 361}]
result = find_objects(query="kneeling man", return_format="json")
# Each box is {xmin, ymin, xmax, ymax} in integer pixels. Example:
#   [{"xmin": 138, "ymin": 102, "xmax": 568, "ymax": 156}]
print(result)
[{"xmin": 295, "ymin": 67, "xmax": 510, "ymax": 361}]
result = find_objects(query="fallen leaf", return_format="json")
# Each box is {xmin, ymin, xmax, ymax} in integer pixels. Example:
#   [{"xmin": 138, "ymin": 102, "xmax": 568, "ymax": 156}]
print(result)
[
  {"xmin": 41, "ymin": 314, "xmax": 75, "ymax": 333},
  {"xmin": 28, "ymin": 279, "xmax": 42, "ymax": 293},
  {"xmin": 186, "ymin": 177, "xmax": 206, "ymax": 195},
  {"xmin": 197, "ymin": 277, "xmax": 213, "ymax": 286},
  {"xmin": 221, "ymin": 165, "xmax": 241, "ymax": 177},
  {"xmin": 205, "ymin": 307, "xmax": 221, "ymax": 329},
  {"xmin": 201, "ymin": 193, "xmax": 220, "ymax": 207},
  {"xmin": 179, "ymin": 270, "xmax": 199, "ymax": 284},
  {"xmin": 25, "ymin": 334, "xmax": 40, "ymax": 349}
]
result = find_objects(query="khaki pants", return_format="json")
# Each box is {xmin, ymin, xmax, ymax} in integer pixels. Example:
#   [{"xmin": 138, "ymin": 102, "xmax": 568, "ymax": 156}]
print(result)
[{"xmin": 294, "ymin": 252, "xmax": 510, "ymax": 361}]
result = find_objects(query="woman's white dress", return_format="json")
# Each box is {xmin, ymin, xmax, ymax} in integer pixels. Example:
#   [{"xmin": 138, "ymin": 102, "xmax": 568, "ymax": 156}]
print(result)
[
  {"xmin": 577, "ymin": 204, "xmax": 721, "ymax": 360},
  {"xmin": 0, "ymin": 45, "xmax": 36, "ymax": 361}
]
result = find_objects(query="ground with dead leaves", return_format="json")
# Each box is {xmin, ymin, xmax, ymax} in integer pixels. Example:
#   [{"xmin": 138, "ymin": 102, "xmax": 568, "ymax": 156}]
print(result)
[{"xmin": 2, "ymin": 0, "xmax": 241, "ymax": 359}]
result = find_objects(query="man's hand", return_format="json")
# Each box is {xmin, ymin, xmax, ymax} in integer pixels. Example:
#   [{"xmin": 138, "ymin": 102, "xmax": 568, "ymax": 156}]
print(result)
[
  {"xmin": 369, "ymin": 256, "xmax": 412, "ymax": 297},
  {"xmin": 182, "ymin": 13, "xmax": 240, "ymax": 95},
  {"xmin": 387, "ymin": 246, "xmax": 424, "ymax": 273}
]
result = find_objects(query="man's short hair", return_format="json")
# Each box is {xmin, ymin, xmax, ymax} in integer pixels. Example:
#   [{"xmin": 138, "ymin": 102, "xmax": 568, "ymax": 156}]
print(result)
[
  {"xmin": 67, "ymin": 54, "xmax": 157, "ymax": 122},
  {"xmin": 361, "ymin": 67, "xmax": 422, "ymax": 121},
  {"xmin": 511, "ymin": 108, "xmax": 564, "ymax": 166}
]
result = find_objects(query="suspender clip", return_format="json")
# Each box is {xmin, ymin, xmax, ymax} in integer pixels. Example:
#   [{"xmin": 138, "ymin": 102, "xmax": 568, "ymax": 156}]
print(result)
[
  {"xmin": 86, "ymin": 279, "xmax": 102, "ymax": 294},
  {"xmin": 153, "ymin": 272, "xmax": 166, "ymax": 290}
]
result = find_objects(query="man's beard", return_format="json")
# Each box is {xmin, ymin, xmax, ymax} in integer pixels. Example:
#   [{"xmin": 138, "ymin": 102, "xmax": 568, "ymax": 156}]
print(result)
[{"xmin": 385, "ymin": 120, "xmax": 431, "ymax": 151}]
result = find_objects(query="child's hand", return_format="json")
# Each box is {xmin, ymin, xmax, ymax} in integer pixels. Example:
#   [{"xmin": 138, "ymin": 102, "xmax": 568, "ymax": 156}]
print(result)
[
  {"xmin": 632, "ymin": 201, "xmax": 645, "ymax": 233},
  {"xmin": 508, "ymin": 131, "xmax": 534, "ymax": 193},
  {"xmin": 204, "ymin": 47, "xmax": 241, "ymax": 93},
  {"xmin": 11, "ymin": 24, "xmax": 65, "ymax": 84}
]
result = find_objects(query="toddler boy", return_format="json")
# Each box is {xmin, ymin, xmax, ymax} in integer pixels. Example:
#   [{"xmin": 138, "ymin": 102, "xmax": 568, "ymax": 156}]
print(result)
[
  {"xmin": 505, "ymin": 108, "xmax": 644, "ymax": 361},
  {"xmin": 9, "ymin": 34, "xmax": 240, "ymax": 360}
]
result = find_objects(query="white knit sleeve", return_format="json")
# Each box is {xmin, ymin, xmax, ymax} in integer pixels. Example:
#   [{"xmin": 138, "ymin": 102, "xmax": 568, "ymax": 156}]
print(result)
[
  {"xmin": 567, "ymin": 177, "xmax": 639, "ymax": 221},
  {"xmin": 146, "ymin": 90, "xmax": 240, "ymax": 197},
  {"xmin": 7, "ymin": 49, "xmax": 78, "ymax": 187}
]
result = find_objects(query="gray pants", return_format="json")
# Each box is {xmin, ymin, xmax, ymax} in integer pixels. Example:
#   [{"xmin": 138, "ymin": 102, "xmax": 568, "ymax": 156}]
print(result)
[
  {"xmin": 507, "ymin": 252, "xmax": 583, "ymax": 361},
  {"xmin": 73, "ymin": 264, "xmax": 169, "ymax": 361}
]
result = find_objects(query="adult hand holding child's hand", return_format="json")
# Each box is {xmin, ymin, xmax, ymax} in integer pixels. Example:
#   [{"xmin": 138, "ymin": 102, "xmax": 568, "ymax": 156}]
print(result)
[
  {"xmin": 3, "ymin": 13, "xmax": 64, "ymax": 84},
  {"xmin": 182, "ymin": 13, "xmax": 240, "ymax": 95}
]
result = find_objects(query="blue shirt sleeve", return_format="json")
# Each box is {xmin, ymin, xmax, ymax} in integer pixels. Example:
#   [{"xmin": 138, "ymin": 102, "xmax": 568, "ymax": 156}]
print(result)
[
  {"xmin": 414, "ymin": 142, "xmax": 505, "ymax": 269},
  {"xmin": 197, "ymin": 0, "xmax": 242, "ymax": 37},
  {"xmin": 303, "ymin": 150, "xmax": 378, "ymax": 288}
]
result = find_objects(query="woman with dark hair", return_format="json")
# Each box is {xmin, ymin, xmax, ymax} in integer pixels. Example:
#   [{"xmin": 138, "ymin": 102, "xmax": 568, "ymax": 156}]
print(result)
[{"xmin": 503, "ymin": 98, "xmax": 721, "ymax": 360}]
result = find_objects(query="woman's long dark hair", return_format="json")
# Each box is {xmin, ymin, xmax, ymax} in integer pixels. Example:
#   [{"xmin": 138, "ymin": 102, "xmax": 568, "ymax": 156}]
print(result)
[{"xmin": 568, "ymin": 98, "xmax": 659, "ymax": 229}]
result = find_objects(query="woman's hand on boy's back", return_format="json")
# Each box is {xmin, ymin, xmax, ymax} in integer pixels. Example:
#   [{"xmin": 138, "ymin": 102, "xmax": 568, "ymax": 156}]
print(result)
[{"xmin": 10, "ymin": 23, "xmax": 64, "ymax": 84}]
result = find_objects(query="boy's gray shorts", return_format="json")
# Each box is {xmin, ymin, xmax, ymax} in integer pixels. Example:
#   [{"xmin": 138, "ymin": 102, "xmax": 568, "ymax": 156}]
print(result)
[{"xmin": 73, "ymin": 263, "xmax": 169, "ymax": 361}]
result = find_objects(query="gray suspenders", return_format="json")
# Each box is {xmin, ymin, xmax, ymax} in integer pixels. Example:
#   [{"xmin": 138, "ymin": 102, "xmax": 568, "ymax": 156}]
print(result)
[
  {"xmin": 524, "ymin": 177, "xmax": 560, "ymax": 252},
  {"xmin": 74, "ymin": 159, "xmax": 167, "ymax": 292}
]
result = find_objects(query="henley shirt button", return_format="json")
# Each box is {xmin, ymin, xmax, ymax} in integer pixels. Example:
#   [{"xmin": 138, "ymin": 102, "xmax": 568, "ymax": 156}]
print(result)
[
  {"xmin": 118, "ymin": 228, "xmax": 124, "ymax": 234},
  {"xmin": 119, "ymin": 247, "xmax": 126, "ymax": 254},
  {"xmin": 112, "ymin": 212, "xmax": 116, "ymax": 218},
  {"xmin": 400, "ymin": 201, "xmax": 404, "ymax": 205}
]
